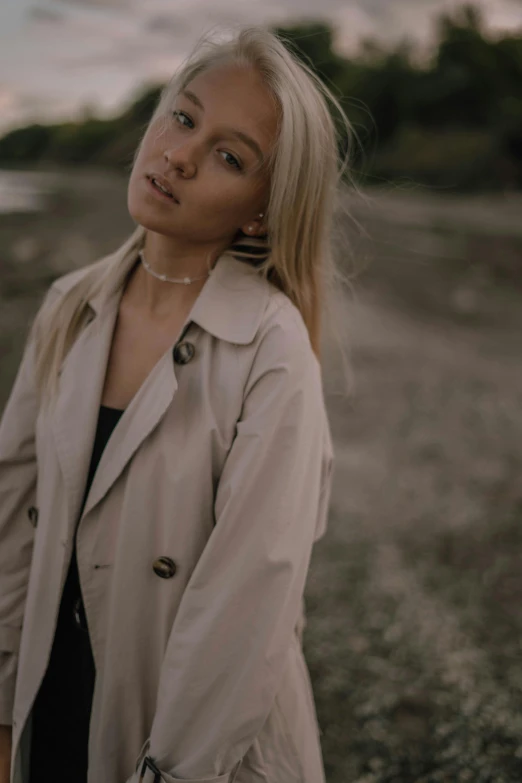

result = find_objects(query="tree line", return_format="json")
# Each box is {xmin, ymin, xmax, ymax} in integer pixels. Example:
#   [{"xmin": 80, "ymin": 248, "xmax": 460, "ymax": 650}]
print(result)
[{"xmin": 1, "ymin": 4, "xmax": 521, "ymax": 191}]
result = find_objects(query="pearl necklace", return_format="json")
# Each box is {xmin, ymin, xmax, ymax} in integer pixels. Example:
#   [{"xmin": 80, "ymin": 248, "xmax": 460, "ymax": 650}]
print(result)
[{"xmin": 139, "ymin": 250, "xmax": 212, "ymax": 285}]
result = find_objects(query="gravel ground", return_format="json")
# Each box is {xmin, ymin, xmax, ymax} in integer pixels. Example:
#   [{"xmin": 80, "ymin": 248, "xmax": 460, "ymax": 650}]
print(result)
[
  {"xmin": 1, "ymin": 170, "xmax": 521, "ymax": 782},
  {"xmin": 309, "ymin": 187, "xmax": 522, "ymax": 782}
]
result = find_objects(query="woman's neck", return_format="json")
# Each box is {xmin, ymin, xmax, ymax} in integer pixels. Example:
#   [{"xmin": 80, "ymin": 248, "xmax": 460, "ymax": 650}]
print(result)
[
  {"xmin": 123, "ymin": 258, "xmax": 208, "ymax": 320},
  {"xmin": 130, "ymin": 231, "xmax": 226, "ymax": 318}
]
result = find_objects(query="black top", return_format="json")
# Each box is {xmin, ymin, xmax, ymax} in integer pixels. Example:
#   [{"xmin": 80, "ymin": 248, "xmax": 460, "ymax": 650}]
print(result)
[{"xmin": 29, "ymin": 405, "xmax": 124, "ymax": 783}]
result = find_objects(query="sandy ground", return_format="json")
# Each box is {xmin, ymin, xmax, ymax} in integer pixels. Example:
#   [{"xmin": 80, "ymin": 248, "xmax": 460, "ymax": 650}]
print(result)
[{"xmin": 1, "ymin": 170, "xmax": 521, "ymax": 782}]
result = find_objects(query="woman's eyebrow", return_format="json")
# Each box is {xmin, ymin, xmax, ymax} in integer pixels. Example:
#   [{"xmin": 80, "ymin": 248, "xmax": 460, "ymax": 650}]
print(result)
[
  {"xmin": 180, "ymin": 88, "xmax": 265, "ymax": 164},
  {"xmin": 182, "ymin": 89, "xmax": 204, "ymax": 111}
]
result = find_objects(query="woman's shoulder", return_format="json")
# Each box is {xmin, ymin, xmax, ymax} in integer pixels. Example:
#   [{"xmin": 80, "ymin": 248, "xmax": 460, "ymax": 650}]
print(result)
[
  {"xmin": 259, "ymin": 287, "xmax": 314, "ymax": 356},
  {"xmin": 49, "ymin": 254, "xmax": 111, "ymax": 298},
  {"xmin": 248, "ymin": 286, "xmax": 321, "ymax": 388}
]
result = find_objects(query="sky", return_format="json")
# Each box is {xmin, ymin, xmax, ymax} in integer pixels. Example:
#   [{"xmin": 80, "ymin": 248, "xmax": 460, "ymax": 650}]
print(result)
[{"xmin": 1, "ymin": 0, "xmax": 521, "ymax": 134}]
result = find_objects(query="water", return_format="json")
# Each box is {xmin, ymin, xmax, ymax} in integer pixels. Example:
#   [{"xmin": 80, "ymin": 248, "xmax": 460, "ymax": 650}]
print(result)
[{"xmin": 0, "ymin": 169, "xmax": 62, "ymax": 214}]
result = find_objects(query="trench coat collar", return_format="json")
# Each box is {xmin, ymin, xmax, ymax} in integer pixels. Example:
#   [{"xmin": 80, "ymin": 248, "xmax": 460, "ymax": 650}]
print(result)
[
  {"xmin": 85, "ymin": 225, "xmax": 272, "ymax": 346},
  {"xmin": 51, "ymin": 226, "xmax": 273, "ymax": 531}
]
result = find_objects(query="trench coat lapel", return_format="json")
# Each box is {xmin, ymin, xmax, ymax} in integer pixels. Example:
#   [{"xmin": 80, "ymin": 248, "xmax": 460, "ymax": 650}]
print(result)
[
  {"xmin": 80, "ymin": 332, "xmax": 179, "ymax": 522},
  {"xmin": 50, "ymin": 251, "xmax": 181, "ymax": 529},
  {"xmin": 50, "ymin": 228, "xmax": 272, "ymax": 531},
  {"xmin": 50, "ymin": 283, "xmax": 125, "ymax": 530}
]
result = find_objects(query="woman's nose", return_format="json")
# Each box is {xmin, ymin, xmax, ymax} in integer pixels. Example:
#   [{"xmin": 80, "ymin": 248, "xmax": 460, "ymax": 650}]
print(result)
[{"xmin": 163, "ymin": 146, "xmax": 197, "ymax": 179}]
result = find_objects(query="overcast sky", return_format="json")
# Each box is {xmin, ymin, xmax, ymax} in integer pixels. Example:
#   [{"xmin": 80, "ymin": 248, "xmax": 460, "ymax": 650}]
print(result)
[{"xmin": 1, "ymin": 0, "xmax": 521, "ymax": 133}]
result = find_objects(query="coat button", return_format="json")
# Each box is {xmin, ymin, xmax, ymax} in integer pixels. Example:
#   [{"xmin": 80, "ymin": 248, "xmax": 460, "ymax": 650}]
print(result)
[
  {"xmin": 27, "ymin": 506, "xmax": 39, "ymax": 527},
  {"xmin": 153, "ymin": 556, "xmax": 177, "ymax": 579},
  {"xmin": 173, "ymin": 342, "xmax": 195, "ymax": 365}
]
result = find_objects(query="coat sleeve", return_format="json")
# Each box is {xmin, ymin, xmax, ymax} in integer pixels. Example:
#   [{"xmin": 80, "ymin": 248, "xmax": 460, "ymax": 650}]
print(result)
[
  {"xmin": 126, "ymin": 310, "xmax": 335, "ymax": 783},
  {"xmin": 0, "ymin": 285, "xmax": 58, "ymax": 725}
]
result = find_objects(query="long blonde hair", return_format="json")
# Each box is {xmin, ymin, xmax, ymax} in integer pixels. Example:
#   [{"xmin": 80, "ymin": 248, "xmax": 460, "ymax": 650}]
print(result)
[{"xmin": 32, "ymin": 25, "xmax": 358, "ymax": 410}]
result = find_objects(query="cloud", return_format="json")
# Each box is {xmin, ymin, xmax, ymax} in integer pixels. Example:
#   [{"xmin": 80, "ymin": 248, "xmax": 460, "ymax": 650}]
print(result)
[
  {"xmin": 54, "ymin": 0, "xmax": 134, "ymax": 7},
  {"xmin": 27, "ymin": 6, "xmax": 66, "ymax": 24},
  {"xmin": 0, "ymin": 84, "xmax": 74, "ymax": 131},
  {"xmin": 0, "ymin": 86, "xmax": 20, "ymax": 116},
  {"xmin": 144, "ymin": 14, "xmax": 192, "ymax": 36}
]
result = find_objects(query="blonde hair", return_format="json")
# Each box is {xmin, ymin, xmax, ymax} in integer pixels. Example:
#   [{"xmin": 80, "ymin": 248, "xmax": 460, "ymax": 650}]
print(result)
[{"xmin": 32, "ymin": 24, "xmax": 360, "ymax": 410}]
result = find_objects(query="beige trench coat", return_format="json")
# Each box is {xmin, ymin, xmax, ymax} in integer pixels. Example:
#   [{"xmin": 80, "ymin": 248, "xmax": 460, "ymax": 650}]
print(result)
[{"xmin": 0, "ymin": 230, "xmax": 334, "ymax": 783}]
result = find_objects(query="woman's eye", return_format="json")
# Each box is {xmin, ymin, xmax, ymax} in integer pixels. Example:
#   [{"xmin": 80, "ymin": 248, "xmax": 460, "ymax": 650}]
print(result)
[
  {"xmin": 172, "ymin": 110, "xmax": 193, "ymax": 129},
  {"xmin": 220, "ymin": 151, "xmax": 242, "ymax": 170},
  {"xmin": 170, "ymin": 114, "xmax": 241, "ymax": 170}
]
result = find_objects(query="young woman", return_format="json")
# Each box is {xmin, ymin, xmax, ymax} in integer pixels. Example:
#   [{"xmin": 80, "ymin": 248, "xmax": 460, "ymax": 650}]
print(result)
[{"xmin": 0, "ymin": 25, "xmax": 352, "ymax": 783}]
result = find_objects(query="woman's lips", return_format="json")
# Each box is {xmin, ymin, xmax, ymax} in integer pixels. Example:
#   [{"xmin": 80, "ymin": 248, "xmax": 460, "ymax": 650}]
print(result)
[{"xmin": 145, "ymin": 175, "xmax": 179, "ymax": 204}]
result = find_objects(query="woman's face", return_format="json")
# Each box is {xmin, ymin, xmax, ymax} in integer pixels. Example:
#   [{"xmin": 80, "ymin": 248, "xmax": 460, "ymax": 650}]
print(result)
[{"xmin": 127, "ymin": 62, "xmax": 280, "ymax": 247}]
